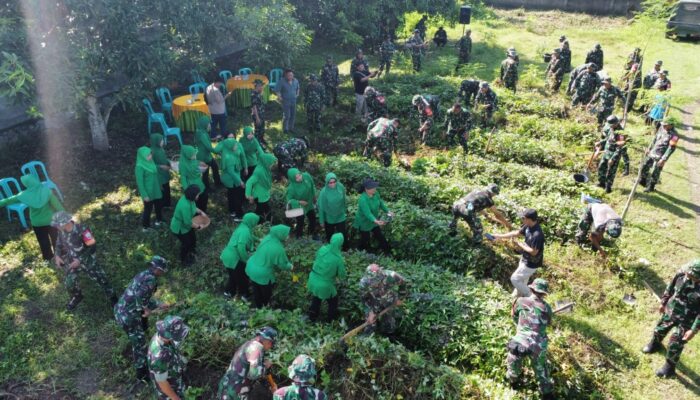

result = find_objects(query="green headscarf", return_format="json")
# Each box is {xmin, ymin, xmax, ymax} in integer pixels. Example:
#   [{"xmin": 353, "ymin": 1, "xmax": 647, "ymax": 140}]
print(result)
[
  {"xmin": 307, "ymin": 232, "xmax": 346, "ymax": 300},
  {"xmin": 317, "ymin": 172, "xmax": 346, "ymax": 225},
  {"xmin": 260, "ymin": 224, "xmax": 291, "ymax": 246},
  {"xmin": 286, "ymin": 168, "xmax": 315, "ymax": 213},
  {"xmin": 196, "ymin": 115, "xmax": 211, "ymax": 133},
  {"xmin": 221, "ymin": 138, "xmax": 243, "ymax": 172},
  {"xmin": 239, "ymin": 130, "xmax": 261, "ymax": 162},
  {"xmin": 17, "ymin": 175, "xmax": 51, "ymax": 208},
  {"xmin": 252, "ymin": 153, "xmax": 276, "ymax": 186},
  {"xmin": 150, "ymin": 134, "xmax": 168, "ymax": 165},
  {"xmin": 245, "ymin": 224, "xmax": 293, "ymax": 285},
  {"xmin": 136, "ymin": 146, "xmax": 157, "ymax": 174},
  {"xmin": 179, "ymin": 145, "xmax": 200, "ymax": 181},
  {"xmin": 220, "ymin": 212, "xmax": 260, "ymax": 268},
  {"xmin": 319, "ymin": 232, "xmax": 344, "ymax": 259}
]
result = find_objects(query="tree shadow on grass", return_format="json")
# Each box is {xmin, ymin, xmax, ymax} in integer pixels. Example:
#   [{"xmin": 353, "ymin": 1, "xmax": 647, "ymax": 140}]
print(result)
[{"xmin": 618, "ymin": 187, "xmax": 695, "ymax": 220}]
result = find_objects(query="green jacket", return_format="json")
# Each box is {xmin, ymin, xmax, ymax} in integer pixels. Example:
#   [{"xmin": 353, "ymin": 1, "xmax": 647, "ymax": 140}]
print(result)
[
  {"xmin": 220, "ymin": 213, "xmax": 260, "ymax": 268},
  {"xmin": 179, "ymin": 145, "xmax": 205, "ymax": 192},
  {"xmin": 194, "ymin": 116, "xmax": 222, "ymax": 163},
  {"xmin": 245, "ymin": 225, "xmax": 293, "ymax": 285},
  {"xmin": 0, "ymin": 175, "xmax": 64, "ymax": 227},
  {"xmin": 169, "ymin": 196, "xmax": 197, "ymax": 234},
  {"xmin": 240, "ymin": 135, "xmax": 264, "ymax": 167},
  {"xmin": 307, "ymin": 233, "xmax": 346, "ymax": 299},
  {"xmin": 245, "ymin": 153, "xmax": 277, "ymax": 203},
  {"xmin": 135, "ymin": 146, "xmax": 163, "ymax": 200},
  {"xmin": 220, "ymin": 139, "xmax": 248, "ymax": 188},
  {"xmin": 150, "ymin": 134, "xmax": 171, "ymax": 185},
  {"xmin": 285, "ymin": 168, "xmax": 316, "ymax": 213},
  {"xmin": 352, "ymin": 191, "xmax": 388, "ymax": 232},
  {"xmin": 317, "ymin": 173, "xmax": 346, "ymax": 225}
]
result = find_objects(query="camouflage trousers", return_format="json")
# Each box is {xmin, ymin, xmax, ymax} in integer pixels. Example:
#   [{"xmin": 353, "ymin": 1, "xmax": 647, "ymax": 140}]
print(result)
[
  {"xmin": 506, "ymin": 340, "xmax": 553, "ymax": 395},
  {"xmin": 597, "ymin": 153, "xmax": 621, "ymax": 190},
  {"xmin": 546, "ymin": 74, "xmax": 563, "ymax": 92},
  {"xmin": 307, "ymin": 109, "xmax": 321, "ymax": 132},
  {"xmin": 446, "ymin": 128, "xmax": 469, "ymax": 153},
  {"xmin": 458, "ymin": 50, "xmax": 470, "ymax": 64},
  {"xmin": 364, "ymin": 308, "xmax": 400, "ymax": 334},
  {"xmin": 64, "ymin": 253, "xmax": 115, "ymax": 298},
  {"xmin": 378, "ymin": 58, "xmax": 392, "ymax": 75},
  {"xmin": 217, "ymin": 372, "xmax": 247, "ymax": 400},
  {"xmin": 503, "ymin": 79, "xmax": 517, "ymax": 93},
  {"xmin": 450, "ymin": 208, "xmax": 483, "ymax": 243},
  {"xmin": 596, "ymin": 107, "xmax": 614, "ymax": 125},
  {"xmin": 571, "ymin": 89, "xmax": 595, "ymax": 106},
  {"xmin": 653, "ymin": 313, "xmax": 691, "ymax": 364},
  {"xmin": 154, "ymin": 378, "xmax": 185, "ymax": 400},
  {"xmin": 365, "ymin": 136, "xmax": 393, "ymax": 167},
  {"xmin": 118, "ymin": 317, "xmax": 148, "ymax": 370},
  {"xmin": 323, "ymin": 85, "xmax": 337, "ymax": 106},
  {"xmin": 411, "ymin": 54, "xmax": 422, "ymax": 72},
  {"xmin": 252, "ymin": 117, "xmax": 267, "ymax": 148},
  {"xmin": 575, "ymin": 205, "xmax": 595, "ymax": 244},
  {"xmin": 639, "ymin": 156, "xmax": 664, "ymax": 191}
]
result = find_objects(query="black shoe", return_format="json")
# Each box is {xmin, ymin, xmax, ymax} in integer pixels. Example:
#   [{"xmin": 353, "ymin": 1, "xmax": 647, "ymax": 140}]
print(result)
[
  {"xmin": 605, "ymin": 185, "xmax": 612, "ymax": 194},
  {"xmin": 67, "ymin": 294, "xmax": 84, "ymax": 311},
  {"xmin": 639, "ymin": 179, "xmax": 647, "ymax": 187},
  {"xmin": 136, "ymin": 366, "xmax": 150, "ymax": 382},
  {"xmin": 642, "ymin": 338, "xmax": 661, "ymax": 354},
  {"xmin": 656, "ymin": 360, "xmax": 676, "ymax": 378}
]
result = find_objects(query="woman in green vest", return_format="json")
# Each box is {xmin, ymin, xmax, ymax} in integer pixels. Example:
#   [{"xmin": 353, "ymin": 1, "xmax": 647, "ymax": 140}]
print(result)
[
  {"xmin": 194, "ymin": 115, "xmax": 222, "ymax": 189},
  {"xmin": 238, "ymin": 126, "xmax": 264, "ymax": 183},
  {"xmin": 149, "ymin": 134, "xmax": 172, "ymax": 207},
  {"xmin": 353, "ymin": 179, "xmax": 392, "ymax": 255},
  {"xmin": 245, "ymin": 152, "xmax": 277, "ymax": 224},
  {"xmin": 307, "ymin": 232, "xmax": 346, "ymax": 322},
  {"xmin": 220, "ymin": 212, "xmax": 259, "ymax": 299},
  {"xmin": 135, "ymin": 146, "xmax": 164, "ymax": 230},
  {"xmin": 285, "ymin": 167, "xmax": 317, "ymax": 239},
  {"xmin": 170, "ymin": 184, "xmax": 206, "ymax": 265},
  {"xmin": 0, "ymin": 174, "xmax": 64, "ymax": 260},
  {"xmin": 179, "ymin": 145, "xmax": 208, "ymax": 212},
  {"xmin": 219, "ymin": 138, "xmax": 247, "ymax": 220},
  {"xmin": 245, "ymin": 224, "xmax": 293, "ymax": 308},
  {"xmin": 317, "ymin": 172, "xmax": 347, "ymax": 249}
]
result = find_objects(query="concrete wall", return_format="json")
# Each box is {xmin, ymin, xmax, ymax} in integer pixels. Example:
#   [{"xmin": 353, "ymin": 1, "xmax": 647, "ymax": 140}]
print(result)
[{"xmin": 483, "ymin": 0, "xmax": 643, "ymax": 15}]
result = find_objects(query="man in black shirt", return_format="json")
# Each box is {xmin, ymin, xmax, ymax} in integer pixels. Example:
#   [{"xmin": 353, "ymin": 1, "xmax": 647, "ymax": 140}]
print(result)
[
  {"xmin": 353, "ymin": 63, "xmax": 376, "ymax": 122},
  {"xmin": 433, "ymin": 27, "xmax": 447, "ymax": 47},
  {"xmin": 492, "ymin": 208, "xmax": 545, "ymax": 297}
]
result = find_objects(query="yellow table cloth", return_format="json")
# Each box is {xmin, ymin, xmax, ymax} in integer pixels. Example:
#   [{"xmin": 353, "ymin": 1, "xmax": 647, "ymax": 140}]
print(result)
[
  {"xmin": 172, "ymin": 93, "xmax": 210, "ymax": 133},
  {"xmin": 226, "ymin": 74, "xmax": 271, "ymax": 108}
]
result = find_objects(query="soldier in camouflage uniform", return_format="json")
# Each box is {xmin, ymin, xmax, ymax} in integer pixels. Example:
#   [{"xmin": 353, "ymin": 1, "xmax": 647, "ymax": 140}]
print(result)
[
  {"xmin": 500, "ymin": 50, "xmax": 519, "ymax": 93},
  {"xmin": 443, "ymin": 103, "xmax": 472, "ymax": 153},
  {"xmin": 639, "ymin": 119, "xmax": 679, "ymax": 193},
  {"xmin": 364, "ymin": 86, "xmax": 388, "ymax": 122},
  {"xmin": 377, "ymin": 36, "xmax": 396, "ymax": 77},
  {"xmin": 596, "ymin": 116, "xmax": 628, "ymax": 193},
  {"xmin": 596, "ymin": 115, "xmax": 630, "ymax": 179},
  {"xmin": 349, "ymin": 49, "xmax": 369, "ymax": 77},
  {"xmin": 304, "ymin": 74, "xmax": 324, "ymax": 133},
  {"xmin": 273, "ymin": 354, "xmax": 327, "ymax": 400},
  {"xmin": 273, "ymin": 137, "xmax": 309, "ymax": 179},
  {"xmin": 456, "ymin": 29, "xmax": 472, "ymax": 70},
  {"xmin": 585, "ymin": 43, "xmax": 604, "ymax": 71},
  {"xmin": 506, "ymin": 278, "xmax": 554, "ymax": 400},
  {"xmin": 559, "ymin": 40, "xmax": 572, "ymax": 73},
  {"xmin": 218, "ymin": 327, "xmax": 277, "ymax": 400},
  {"xmin": 320, "ymin": 56, "xmax": 339, "ymax": 107},
  {"xmin": 642, "ymin": 259, "xmax": 700, "ymax": 378},
  {"xmin": 643, "ymin": 60, "xmax": 663, "ymax": 89},
  {"xmin": 458, "ymin": 79, "xmax": 480, "ymax": 107},
  {"xmin": 448, "ymin": 184, "xmax": 510, "ymax": 243},
  {"xmin": 251, "ymin": 79, "xmax": 267, "ymax": 147},
  {"xmin": 360, "ymin": 264, "xmax": 407, "ymax": 334},
  {"xmin": 621, "ymin": 63, "xmax": 642, "ymax": 112},
  {"xmin": 654, "ymin": 70, "xmax": 671, "ymax": 91},
  {"xmin": 148, "ymin": 315, "xmax": 190, "ymax": 400},
  {"xmin": 588, "ymin": 77, "xmax": 625, "ymax": 125},
  {"xmin": 364, "ymin": 117, "xmax": 399, "ymax": 167},
  {"xmin": 567, "ymin": 63, "xmax": 594, "ymax": 95},
  {"xmin": 406, "ymin": 29, "xmax": 427, "ymax": 72},
  {"xmin": 52, "ymin": 211, "xmax": 117, "ymax": 311},
  {"xmin": 571, "ymin": 64, "xmax": 601, "ymax": 107},
  {"xmin": 114, "ymin": 256, "xmax": 169, "ymax": 381},
  {"xmin": 412, "ymin": 94, "xmax": 438, "ymax": 143},
  {"xmin": 625, "ymin": 47, "xmax": 642, "ymax": 71},
  {"xmin": 544, "ymin": 48, "xmax": 565, "ymax": 93},
  {"xmin": 474, "ymin": 82, "xmax": 498, "ymax": 124}
]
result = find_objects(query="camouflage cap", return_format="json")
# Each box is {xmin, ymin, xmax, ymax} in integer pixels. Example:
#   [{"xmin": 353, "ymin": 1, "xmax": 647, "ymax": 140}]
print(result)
[
  {"xmin": 595, "ymin": 43, "xmax": 601, "ymax": 49},
  {"xmin": 684, "ymin": 259, "xmax": 700, "ymax": 278},
  {"xmin": 288, "ymin": 354, "xmax": 317, "ymax": 384},
  {"xmin": 51, "ymin": 211, "xmax": 73, "ymax": 227},
  {"xmin": 149, "ymin": 255, "xmax": 168, "ymax": 272},
  {"xmin": 587, "ymin": 63, "xmax": 598, "ymax": 70},
  {"xmin": 553, "ymin": 48, "xmax": 561, "ymax": 54},
  {"xmin": 413, "ymin": 29, "xmax": 420, "ymax": 33},
  {"xmin": 606, "ymin": 115, "xmax": 619, "ymax": 124},
  {"xmin": 603, "ymin": 77, "xmax": 612, "ymax": 83},
  {"xmin": 487, "ymin": 183, "xmax": 500, "ymax": 195},
  {"xmin": 606, "ymin": 219, "xmax": 622, "ymax": 238},
  {"xmin": 257, "ymin": 326, "xmax": 278, "ymax": 343},
  {"xmin": 479, "ymin": 81, "xmax": 489, "ymax": 88},
  {"xmin": 309, "ymin": 74, "xmax": 318, "ymax": 81},
  {"xmin": 366, "ymin": 263, "xmax": 383, "ymax": 275},
  {"xmin": 528, "ymin": 278, "xmax": 549, "ymax": 294},
  {"xmin": 559, "ymin": 35, "xmax": 567, "ymax": 41},
  {"xmin": 655, "ymin": 60, "xmax": 663, "ymax": 66},
  {"xmin": 661, "ymin": 70, "xmax": 669, "ymax": 75},
  {"xmin": 156, "ymin": 316, "xmax": 189, "ymax": 341}
]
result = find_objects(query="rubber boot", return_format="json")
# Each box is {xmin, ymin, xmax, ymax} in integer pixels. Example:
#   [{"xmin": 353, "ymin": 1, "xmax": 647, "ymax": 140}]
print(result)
[
  {"xmin": 642, "ymin": 337, "xmax": 661, "ymax": 354},
  {"xmin": 656, "ymin": 360, "xmax": 676, "ymax": 378},
  {"xmin": 605, "ymin": 182, "xmax": 613, "ymax": 194},
  {"xmin": 622, "ymin": 164, "xmax": 629, "ymax": 176},
  {"xmin": 66, "ymin": 293, "xmax": 84, "ymax": 311}
]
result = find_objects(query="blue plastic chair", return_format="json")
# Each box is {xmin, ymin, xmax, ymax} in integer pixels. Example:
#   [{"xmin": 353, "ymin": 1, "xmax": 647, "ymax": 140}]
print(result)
[
  {"xmin": 189, "ymin": 83, "xmax": 207, "ymax": 95},
  {"xmin": 155, "ymin": 115, "xmax": 183, "ymax": 146},
  {"xmin": 238, "ymin": 68, "xmax": 252, "ymax": 79},
  {"xmin": 0, "ymin": 177, "xmax": 29, "ymax": 229},
  {"xmin": 142, "ymin": 98, "xmax": 165, "ymax": 135},
  {"xmin": 20, "ymin": 160, "xmax": 64, "ymax": 202},
  {"xmin": 219, "ymin": 70, "xmax": 233, "ymax": 83},
  {"xmin": 268, "ymin": 68, "xmax": 283, "ymax": 91},
  {"xmin": 155, "ymin": 87, "xmax": 173, "ymax": 120},
  {"xmin": 191, "ymin": 69, "xmax": 206, "ymax": 84}
]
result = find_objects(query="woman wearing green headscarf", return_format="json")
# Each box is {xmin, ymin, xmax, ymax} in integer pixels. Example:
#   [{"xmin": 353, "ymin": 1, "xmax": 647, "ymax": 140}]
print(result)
[
  {"xmin": 0, "ymin": 175, "xmax": 64, "ymax": 260},
  {"xmin": 245, "ymin": 224, "xmax": 293, "ymax": 308},
  {"xmin": 238, "ymin": 126, "xmax": 264, "ymax": 182},
  {"xmin": 285, "ymin": 167, "xmax": 317, "ymax": 239},
  {"xmin": 149, "ymin": 134, "xmax": 172, "ymax": 207},
  {"xmin": 179, "ymin": 145, "xmax": 209, "ymax": 212},
  {"xmin": 220, "ymin": 212, "xmax": 259, "ymax": 299},
  {"xmin": 353, "ymin": 179, "xmax": 392, "ymax": 255},
  {"xmin": 317, "ymin": 172, "xmax": 348, "ymax": 249},
  {"xmin": 135, "ymin": 146, "xmax": 164, "ymax": 230},
  {"xmin": 170, "ymin": 184, "xmax": 207, "ymax": 265},
  {"xmin": 219, "ymin": 138, "xmax": 248, "ymax": 220},
  {"xmin": 245, "ymin": 152, "xmax": 277, "ymax": 224},
  {"xmin": 307, "ymin": 233, "xmax": 346, "ymax": 322},
  {"xmin": 194, "ymin": 115, "xmax": 223, "ymax": 189}
]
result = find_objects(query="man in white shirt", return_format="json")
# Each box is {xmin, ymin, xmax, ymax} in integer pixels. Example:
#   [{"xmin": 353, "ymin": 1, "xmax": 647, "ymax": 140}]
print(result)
[{"xmin": 205, "ymin": 80, "xmax": 232, "ymax": 139}]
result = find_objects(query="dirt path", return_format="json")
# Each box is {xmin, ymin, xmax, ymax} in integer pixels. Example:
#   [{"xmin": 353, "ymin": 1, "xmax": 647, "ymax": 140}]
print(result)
[{"xmin": 681, "ymin": 101, "xmax": 700, "ymax": 242}]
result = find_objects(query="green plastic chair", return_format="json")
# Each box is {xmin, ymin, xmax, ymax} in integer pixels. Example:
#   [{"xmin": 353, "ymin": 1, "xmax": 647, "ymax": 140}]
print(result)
[{"xmin": 269, "ymin": 68, "xmax": 283, "ymax": 91}]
